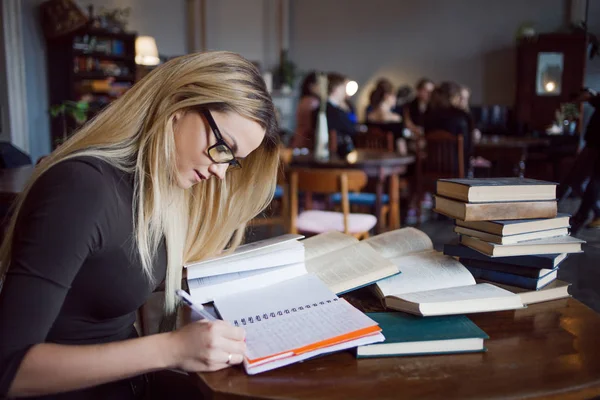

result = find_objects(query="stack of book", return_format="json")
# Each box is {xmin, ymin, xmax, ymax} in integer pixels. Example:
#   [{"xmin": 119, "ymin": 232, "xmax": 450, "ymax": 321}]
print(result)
[{"xmin": 434, "ymin": 178, "xmax": 585, "ymax": 300}]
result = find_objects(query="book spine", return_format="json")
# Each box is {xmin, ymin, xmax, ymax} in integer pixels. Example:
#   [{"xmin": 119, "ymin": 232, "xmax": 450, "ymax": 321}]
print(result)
[
  {"xmin": 460, "ymin": 259, "xmax": 549, "ymax": 278},
  {"xmin": 443, "ymin": 245, "xmax": 556, "ymax": 269},
  {"xmin": 465, "ymin": 266, "xmax": 540, "ymax": 289},
  {"xmin": 231, "ymin": 298, "xmax": 339, "ymax": 327},
  {"xmin": 464, "ymin": 201, "xmax": 557, "ymax": 221}
]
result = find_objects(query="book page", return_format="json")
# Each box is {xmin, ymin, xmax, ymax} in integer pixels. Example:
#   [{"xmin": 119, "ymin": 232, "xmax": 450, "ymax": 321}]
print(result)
[
  {"xmin": 376, "ymin": 251, "xmax": 475, "ymax": 297},
  {"xmin": 363, "ymin": 227, "xmax": 433, "ymax": 259},
  {"xmin": 186, "ymin": 234, "xmax": 304, "ymax": 267},
  {"xmin": 306, "ymin": 241, "xmax": 398, "ymax": 294},
  {"xmin": 188, "ymin": 263, "xmax": 305, "ymax": 288},
  {"xmin": 302, "ymin": 231, "xmax": 358, "ymax": 261},
  {"xmin": 395, "ymin": 283, "xmax": 517, "ymax": 303}
]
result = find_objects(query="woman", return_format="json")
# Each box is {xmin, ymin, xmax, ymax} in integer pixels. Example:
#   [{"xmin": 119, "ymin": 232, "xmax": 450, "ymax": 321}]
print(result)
[
  {"xmin": 424, "ymin": 81, "xmax": 473, "ymax": 168},
  {"xmin": 291, "ymin": 71, "xmax": 320, "ymax": 149},
  {"xmin": 325, "ymin": 72, "xmax": 357, "ymax": 143},
  {"xmin": 365, "ymin": 78, "xmax": 392, "ymax": 117},
  {"xmin": 366, "ymin": 84, "xmax": 401, "ymax": 123},
  {"xmin": 0, "ymin": 51, "xmax": 279, "ymax": 399},
  {"xmin": 403, "ymin": 78, "xmax": 434, "ymax": 136}
]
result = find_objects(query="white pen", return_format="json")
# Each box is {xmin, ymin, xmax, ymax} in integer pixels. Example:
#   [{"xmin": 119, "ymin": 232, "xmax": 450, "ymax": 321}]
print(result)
[{"xmin": 176, "ymin": 289, "xmax": 217, "ymax": 321}]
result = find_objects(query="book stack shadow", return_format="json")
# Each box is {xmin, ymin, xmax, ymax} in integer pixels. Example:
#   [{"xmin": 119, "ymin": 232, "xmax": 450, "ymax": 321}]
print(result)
[{"xmin": 435, "ymin": 178, "xmax": 585, "ymax": 302}]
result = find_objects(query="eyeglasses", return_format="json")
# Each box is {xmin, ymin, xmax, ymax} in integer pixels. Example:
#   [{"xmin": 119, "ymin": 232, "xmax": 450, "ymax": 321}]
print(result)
[{"xmin": 202, "ymin": 109, "xmax": 242, "ymax": 170}]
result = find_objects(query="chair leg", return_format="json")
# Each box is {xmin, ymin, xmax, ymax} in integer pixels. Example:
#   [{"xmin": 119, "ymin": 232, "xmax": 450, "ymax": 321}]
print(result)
[{"xmin": 378, "ymin": 205, "xmax": 390, "ymax": 232}]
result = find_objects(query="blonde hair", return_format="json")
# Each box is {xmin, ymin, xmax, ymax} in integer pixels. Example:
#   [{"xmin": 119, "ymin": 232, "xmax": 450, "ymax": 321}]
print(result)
[{"xmin": 0, "ymin": 51, "xmax": 280, "ymax": 314}]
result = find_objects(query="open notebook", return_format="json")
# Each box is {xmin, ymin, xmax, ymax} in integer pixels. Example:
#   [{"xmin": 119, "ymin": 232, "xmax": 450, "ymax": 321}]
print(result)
[{"xmin": 214, "ymin": 274, "xmax": 384, "ymax": 374}]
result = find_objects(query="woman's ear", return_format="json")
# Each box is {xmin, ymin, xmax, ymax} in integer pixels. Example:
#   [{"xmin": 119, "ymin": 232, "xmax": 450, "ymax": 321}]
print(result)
[
  {"xmin": 173, "ymin": 111, "xmax": 183, "ymax": 124},
  {"xmin": 172, "ymin": 111, "xmax": 184, "ymax": 133}
]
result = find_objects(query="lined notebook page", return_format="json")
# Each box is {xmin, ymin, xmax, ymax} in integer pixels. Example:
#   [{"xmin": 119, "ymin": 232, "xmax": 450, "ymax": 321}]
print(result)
[{"xmin": 214, "ymin": 274, "xmax": 379, "ymax": 363}]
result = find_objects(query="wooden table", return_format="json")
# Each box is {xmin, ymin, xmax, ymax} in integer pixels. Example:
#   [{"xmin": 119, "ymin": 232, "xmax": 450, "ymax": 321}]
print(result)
[
  {"xmin": 290, "ymin": 150, "xmax": 415, "ymax": 232},
  {"xmin": 194, "ymin": 294, "xmax": 600, "ymax": 399},
  {"xmin": 474, "ymin": 136, "xmax": 550, "ymax": 177},
  {"xmin": 0, "ymin": 165, "xmax": 34, "ymax": 203}
]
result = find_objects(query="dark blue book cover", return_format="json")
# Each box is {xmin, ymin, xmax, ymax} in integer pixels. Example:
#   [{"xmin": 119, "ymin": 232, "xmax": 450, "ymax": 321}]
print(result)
[
  {"xmin": 460, "ymin": 258, "xmax": 556, "ymax": 278},
  {"xmin": 465, "ymin": 266, "xmax": 557, "ymax": 290},
  {"xmin": 443, "ymin": 243, "xmax": 567, "ymax": 269}
]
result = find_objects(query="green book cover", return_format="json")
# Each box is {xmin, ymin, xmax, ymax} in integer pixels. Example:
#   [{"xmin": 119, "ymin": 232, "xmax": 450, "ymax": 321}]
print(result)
[{"xmin": 357, "ymin": 312, "xmax": 489, "ymax": 358}]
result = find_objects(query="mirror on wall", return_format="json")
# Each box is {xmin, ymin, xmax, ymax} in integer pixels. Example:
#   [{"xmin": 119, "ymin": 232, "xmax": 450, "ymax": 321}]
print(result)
[{"xmin": 536, "ymin": 52, "xmax": 563, "ymax": 96}]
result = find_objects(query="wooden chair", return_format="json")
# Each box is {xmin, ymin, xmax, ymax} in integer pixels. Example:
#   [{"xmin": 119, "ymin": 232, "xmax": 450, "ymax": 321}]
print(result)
[
  {"xmin": 331, "ymin": 126, "xmax": 407, "ymax": 230},
  {"xmin": 417, "ymin": 130, "xmax": 465, "ymax": 219},
  {"xmin": 353, "ymin": 128, "xmax": 395, "ymax": 152},
  {"xmin": 248, "ymin": 148, "xmax": 292, "ymax": 232},
  {"xmin": 289, "ymin": 168, "xmax": 377, "ymax": 239},
  {"xmin": 328, "ymin": 130, "xmax": 338, "ymax": 154}
]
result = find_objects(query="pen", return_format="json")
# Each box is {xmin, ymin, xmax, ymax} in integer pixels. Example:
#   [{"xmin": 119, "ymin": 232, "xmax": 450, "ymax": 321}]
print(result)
[{"xmin": 176, "ymin": 289, "xmax": 217, "ymax": 321}]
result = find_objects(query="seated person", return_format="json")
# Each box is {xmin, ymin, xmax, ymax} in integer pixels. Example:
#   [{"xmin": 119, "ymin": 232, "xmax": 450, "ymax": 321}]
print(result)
[
  {"xmin": 367, "ymin": 84, "xmax": 402, "ymax": 123},
  {"xmin": 458, "ymin": 84, "xmax": 482, "ymax": 144},
  {"xmin": 324, "ymin": 72, "xmax": 358, "ymax": 145},
  {"xmin": 423, "ymin": 81, "xmax": 473, "ymax": 168},
  {"xmin": 292, "ymin": 71, "xmax": 320, "ymax": 149},
  {"xmin": 364, "ymin": 78, "xmax": 393, "ymax": 117},
  {"xmin": 403, "ymin": 78, "xmax": 434, "ymax": 136},
  {"xmin": 393, "ymin": 85, "xmax": 413, "ymax": 114}
]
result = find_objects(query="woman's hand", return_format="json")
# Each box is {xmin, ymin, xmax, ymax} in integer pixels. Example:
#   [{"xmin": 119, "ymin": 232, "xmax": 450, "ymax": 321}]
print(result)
[{"xmin": 168, "ymin": 320, "xmax": 246, "ymax": 372}]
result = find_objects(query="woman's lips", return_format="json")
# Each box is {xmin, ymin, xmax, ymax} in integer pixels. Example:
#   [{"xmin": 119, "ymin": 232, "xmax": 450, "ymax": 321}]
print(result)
[{"xmin": 194, "ymin": 169, "xmax": 207, "ymax": 181}]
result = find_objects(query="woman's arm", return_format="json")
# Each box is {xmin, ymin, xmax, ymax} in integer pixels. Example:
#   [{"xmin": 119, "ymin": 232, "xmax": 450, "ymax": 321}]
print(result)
[
  {"xmin": 0, "ymin": 159, "xmax": 244, "ymax": 397},
  {"xmin": 9, "ymin": 320, "xmax": 245, "ymax": 397}
]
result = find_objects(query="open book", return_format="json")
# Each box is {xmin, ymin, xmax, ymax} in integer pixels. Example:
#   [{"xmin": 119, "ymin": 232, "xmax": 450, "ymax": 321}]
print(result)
[
  {"xmin": 303, "ymin": 227, "xmax": 435, "ymax": 294},
  {"xmin": 375, "ymin": 250, "xmax": 524, "ymax": 316},
  {"xmin": 214, "ymin": 274, "xmax": 384, "ymax": 374}
]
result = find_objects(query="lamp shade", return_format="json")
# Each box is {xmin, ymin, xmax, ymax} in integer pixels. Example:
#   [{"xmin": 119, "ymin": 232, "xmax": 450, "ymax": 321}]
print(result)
[{"xmin": 135, "ymin": 36, "xmax": 160, "ymax": 66}]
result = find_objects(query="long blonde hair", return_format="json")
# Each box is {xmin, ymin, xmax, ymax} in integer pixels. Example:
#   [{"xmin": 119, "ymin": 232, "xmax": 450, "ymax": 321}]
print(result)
[{"xmin": 0, "ymin": 51, "xmax": 280, "ymax": 314}]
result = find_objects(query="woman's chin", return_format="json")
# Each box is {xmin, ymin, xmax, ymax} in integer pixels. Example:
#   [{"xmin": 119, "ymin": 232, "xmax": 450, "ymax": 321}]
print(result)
[{"xmin": 175, "ymin": 176, "xmax": 195, "ymax": 190}]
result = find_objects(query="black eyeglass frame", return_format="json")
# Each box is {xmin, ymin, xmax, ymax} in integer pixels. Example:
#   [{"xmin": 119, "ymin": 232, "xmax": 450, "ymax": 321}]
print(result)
[{"xmin": 202, "ymin": 109, "xmax": 242, "ymax": 169}]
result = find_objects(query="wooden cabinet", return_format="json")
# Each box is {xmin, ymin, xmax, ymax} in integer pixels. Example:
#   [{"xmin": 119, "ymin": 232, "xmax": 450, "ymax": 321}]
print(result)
[
  {"xmin": 46, "ymin": 26, "xmax": 136, "ymax": 148},
  {"xmin": 515, "ymin": 33, "xmax": 587, "ymax": 133}
]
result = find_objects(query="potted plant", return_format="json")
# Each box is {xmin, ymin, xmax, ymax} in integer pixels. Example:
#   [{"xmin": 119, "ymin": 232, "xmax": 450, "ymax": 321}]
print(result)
[
  {"xmin": 275, "ymin": 50, "xmax": 297, "ymax": 93},
  {"xmin": 50, "ymin": 100, "xmax": 89, "ymax": 146}
]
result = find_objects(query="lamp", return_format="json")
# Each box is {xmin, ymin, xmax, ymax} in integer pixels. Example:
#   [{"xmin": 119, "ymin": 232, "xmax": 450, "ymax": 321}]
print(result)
[
  {"xmin": 346, "ymin": 80, "xmax": 358, "ymax": 97},
  {"xmin": 135, "ymin": 36, "xmax": 160, "ymax": 66},
  {"xmin": 545, "ymin": 81, "xmax": 556, "ymax": 92}
]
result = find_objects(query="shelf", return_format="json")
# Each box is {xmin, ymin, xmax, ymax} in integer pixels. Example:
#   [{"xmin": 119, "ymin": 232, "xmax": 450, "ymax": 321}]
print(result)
[
  {"xmin": 73, "ymin": 72, "xmax": 135, "ymax": 81},
  {"xmin": 73, "ymin": 50, "xmax": 132, "ymax": 62}
]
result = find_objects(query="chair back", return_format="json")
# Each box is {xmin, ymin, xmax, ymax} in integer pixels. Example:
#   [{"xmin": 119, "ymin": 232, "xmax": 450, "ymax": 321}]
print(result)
[
  {"xmin": 423, "ymin": 130, "xmax": 465, "ymax": 179},
  {"xmin": 354, "ymin": 127, "xmax": 394, "ymax": 152},
  {"xmin": 328, "ymin": 130, "xmax": 338, "ymax": 154},
  {"xmin": 289, "ymin": 168, "xmax": 368, "ymax": 234}
]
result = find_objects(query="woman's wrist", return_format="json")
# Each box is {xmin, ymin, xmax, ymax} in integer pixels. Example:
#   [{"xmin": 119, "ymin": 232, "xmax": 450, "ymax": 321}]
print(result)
[{"xmin": 154, "ymin": 332, "xmax": 182, "ymax": 370}]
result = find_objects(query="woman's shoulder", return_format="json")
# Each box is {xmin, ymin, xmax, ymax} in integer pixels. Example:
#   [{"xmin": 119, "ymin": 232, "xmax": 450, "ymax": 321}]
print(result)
[
  {"xmin": 299, "ymin": 95, "xmax": 320, "ymax": 109},
  {"xmin": 32, "ymin": 156, "xmax": 128, "ymax": 201},
  {"xmin": 44, "ymin": 156, "xmax": 121, "ymax": 183}
]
